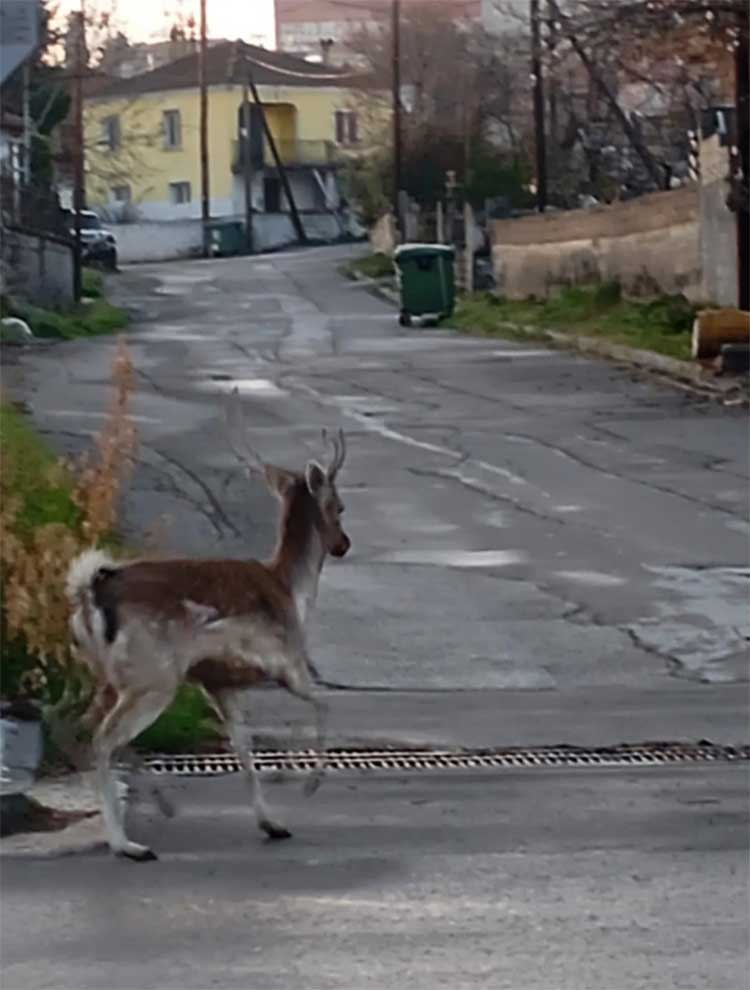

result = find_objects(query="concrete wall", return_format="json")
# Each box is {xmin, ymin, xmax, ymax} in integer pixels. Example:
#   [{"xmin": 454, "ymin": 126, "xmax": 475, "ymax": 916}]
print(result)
[
  {"xmin": 114, "ymin": 219, "xmax": 205, "ymax": 263},
  {"xmin": 0, "ymin": 227, "xmax": 74, "ymax": 307},
  {"xmin": 490, "ymin": 185, "xmax": 702, "ymax": 301},
  {"xmin": 698, "ymin": 133, "xmax": 738, "ymax": 307},
  {"xmin": 114, "ymin": 212, "xmax": 348, "ymax": 264}
]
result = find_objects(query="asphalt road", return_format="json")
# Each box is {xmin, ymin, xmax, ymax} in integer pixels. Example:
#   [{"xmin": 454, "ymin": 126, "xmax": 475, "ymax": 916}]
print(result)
[{"xmin": 2, "ymin": 246, "xmax": 748, "ymax": 989}]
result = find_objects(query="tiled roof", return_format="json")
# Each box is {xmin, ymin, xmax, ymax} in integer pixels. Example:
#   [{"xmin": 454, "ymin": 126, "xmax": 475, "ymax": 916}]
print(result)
[{"xmin": 87, "ymin": 40, "xmax": 369, "ymax": 99}]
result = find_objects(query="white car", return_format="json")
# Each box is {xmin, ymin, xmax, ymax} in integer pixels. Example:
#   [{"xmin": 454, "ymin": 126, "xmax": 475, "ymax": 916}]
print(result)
[{"xmin": 67, "ymin": 210, "xmax": 118, "ymax": 270}]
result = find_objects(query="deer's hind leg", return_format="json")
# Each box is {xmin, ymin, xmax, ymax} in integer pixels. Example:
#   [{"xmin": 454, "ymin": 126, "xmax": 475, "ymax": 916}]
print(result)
[{"xmin": 93, "ymin": 679, "xmax": 177, "ymax": 860}]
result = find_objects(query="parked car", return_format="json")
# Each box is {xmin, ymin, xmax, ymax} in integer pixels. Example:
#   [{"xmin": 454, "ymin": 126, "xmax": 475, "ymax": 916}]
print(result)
[{"xmin": 65, "ymin": 210, "xmax": 118, "ymax": 271}]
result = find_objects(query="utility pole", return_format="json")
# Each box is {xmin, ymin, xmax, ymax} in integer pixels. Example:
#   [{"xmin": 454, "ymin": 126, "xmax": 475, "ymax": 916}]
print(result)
[
  {"xmin": 546, "ymin": 0, "xmax": 558, "ymax": 149},
  {"xmin": 392, "ymin": 0, "xmax": 402, "ymax": 240},
  {"xmin": 530, "ymin": 0, "xmax": 547, "ymax": 212},
  {"xmin": 199, "ymin": 0, "xmax": 210, "ymax": 256},
  {"xmin": 240, "ymin": 69, "xmax": 254, "ymax": 253},
  {"xmin": 734, "ymin": 20, "xmax": 749, "ymax": 311},
  {"xmin": 72, "ymin": 2, "xmax": 85, "ymax": 301}
]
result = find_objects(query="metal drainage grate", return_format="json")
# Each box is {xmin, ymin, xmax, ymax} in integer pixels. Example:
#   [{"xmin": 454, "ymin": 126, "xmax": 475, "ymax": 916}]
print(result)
[{"xmin": 144, "ymin": 743, "xmax": 750, "ymax": 777}]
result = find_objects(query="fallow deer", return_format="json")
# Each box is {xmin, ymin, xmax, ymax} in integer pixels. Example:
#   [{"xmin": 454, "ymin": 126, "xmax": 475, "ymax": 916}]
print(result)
[{"xmin": 66, "ymin": 390, "xmax": 349, "ymax": 860}]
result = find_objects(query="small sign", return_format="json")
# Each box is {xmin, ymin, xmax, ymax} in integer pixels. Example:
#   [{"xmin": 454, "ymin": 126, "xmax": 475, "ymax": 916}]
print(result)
[{"xmin": 0, "ymin": 0, "xmax": 40, "ymax": 85}]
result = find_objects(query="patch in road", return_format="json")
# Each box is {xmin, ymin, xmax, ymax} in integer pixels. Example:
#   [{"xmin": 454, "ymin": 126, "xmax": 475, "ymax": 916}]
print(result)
[
  {"xmin": 627, "ymin": 565, "xmax": 750, "ymax": 683},
  {"xmin": 373, "ymin": 549, "xmax": 527, "ymax": 568},
  {"xmin": 312, "ymin": 565, "xmax": 658, "ymax": 691}
]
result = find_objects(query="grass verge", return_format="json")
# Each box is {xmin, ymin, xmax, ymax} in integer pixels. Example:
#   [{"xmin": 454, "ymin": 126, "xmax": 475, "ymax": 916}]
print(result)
[
  {"xmin": 449, "ymin": 283, "xmax": 698, "ymax": 361},
  {"xmin": 343, "ymin": 252, "xmax": 395, "ymax": 281},
  {"xmin": 1, "ymin": 268, "xmax": 128, "ymax": 341},
  {"xmin": 0, "ymin": 401, "xmax": 221, "ymax": 755}
]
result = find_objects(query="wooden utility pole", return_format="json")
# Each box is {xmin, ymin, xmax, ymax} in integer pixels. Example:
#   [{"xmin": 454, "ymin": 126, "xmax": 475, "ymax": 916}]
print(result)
[
  {"xmin": 199, "ymin": 0, "xmax": 210, "ymax": 255},
  {"xmin": 530, "ymin": 0, "xmax": 547, "ymax": 212},
  {"xmin": 392, "ymin": 0, "xmax": 402, "ymax": 239},
  {"xmin": 240, "ymin": 74, "xmax": 254, "ymax": 253},
  {"xmin": 546, "ymin": 0, "xmax": 558, "ymax": 148},
  {"xmin": 72, "ymin": 3, "xmax": 85, "ymax": 301},
  {"xmin": 734, "ymin": 20, "xmax": 749, "ymax": 311}
]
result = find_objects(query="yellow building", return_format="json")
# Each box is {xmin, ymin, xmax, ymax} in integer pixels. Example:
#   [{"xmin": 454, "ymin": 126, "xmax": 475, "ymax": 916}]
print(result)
[{"xmin": 83, "ymin": 41, "xmax": 371, "ymax": 222}]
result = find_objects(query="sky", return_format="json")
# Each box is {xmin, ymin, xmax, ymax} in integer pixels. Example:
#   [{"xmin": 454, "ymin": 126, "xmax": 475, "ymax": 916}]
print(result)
[{"xmin": 56, "ymin": 0, "xmax": 276, "ymax": 47}]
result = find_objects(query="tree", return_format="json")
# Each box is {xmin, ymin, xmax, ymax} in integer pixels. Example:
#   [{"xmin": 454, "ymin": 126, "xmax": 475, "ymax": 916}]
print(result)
[
  {"xmin": 488, "ymin": 0, "xmax": 747, "ymax": 203},
  {"xmin": 345, "ymin": 9, "xmax": 535, "ymax": 213}
]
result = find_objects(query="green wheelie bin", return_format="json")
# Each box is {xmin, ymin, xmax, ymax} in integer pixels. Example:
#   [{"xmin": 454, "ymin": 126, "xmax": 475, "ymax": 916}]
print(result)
[
  {"xmin": 393, "ymin": 243, "xmax": 455, "ymax": 326},
  {"xmin": 206, "ymin": 220, "xmax": 245, "ymax": 257}
]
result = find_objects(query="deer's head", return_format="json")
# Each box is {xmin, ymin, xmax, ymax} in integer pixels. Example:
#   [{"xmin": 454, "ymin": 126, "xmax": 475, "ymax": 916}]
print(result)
[{"xmin": 226, "ymin": 390, "xmax": 350, "ymax": 559}]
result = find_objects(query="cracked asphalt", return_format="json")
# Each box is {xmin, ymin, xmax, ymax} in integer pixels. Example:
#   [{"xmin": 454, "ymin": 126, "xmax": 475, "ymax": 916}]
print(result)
[{"xmin": 2, "ymin": 245, "xmax": 748, "ymax": 989}]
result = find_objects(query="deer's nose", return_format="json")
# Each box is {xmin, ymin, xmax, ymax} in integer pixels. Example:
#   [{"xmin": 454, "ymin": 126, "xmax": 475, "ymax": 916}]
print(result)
[{"xmin": 332, "ymin": 532, "xmax": 351, "ymax": 558}]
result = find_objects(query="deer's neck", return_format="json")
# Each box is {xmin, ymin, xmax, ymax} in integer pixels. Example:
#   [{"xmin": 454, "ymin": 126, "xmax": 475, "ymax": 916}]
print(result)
[{"xmin": 269, "ymin": 485, "xmax": 325, "ymax": 626}]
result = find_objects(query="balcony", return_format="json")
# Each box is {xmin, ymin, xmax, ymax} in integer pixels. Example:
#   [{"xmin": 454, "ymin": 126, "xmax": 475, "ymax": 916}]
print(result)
[{"xmin": 232, "ymin": 138, "xmax": 342, "ymax": 173}]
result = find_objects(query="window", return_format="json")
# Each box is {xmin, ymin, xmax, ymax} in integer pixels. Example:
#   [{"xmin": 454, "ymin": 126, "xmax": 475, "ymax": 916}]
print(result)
[
  {"xmin": 334, "ymin": 109, "xmax": 358, "ymax": 146},
  {"xmin": 102, "ymin": 115, "xmax": 121, "ymax": 151},
  {"xmin": 169, "ymin": 181, "xmax": 191, "ymax": 204},
  {"xmin": 162, "ymin": 109, "xmax": 182, "ymax": 149},
  {"xmin": 111, "ymin": 185, "xmax": 131, "ymax": 203}
]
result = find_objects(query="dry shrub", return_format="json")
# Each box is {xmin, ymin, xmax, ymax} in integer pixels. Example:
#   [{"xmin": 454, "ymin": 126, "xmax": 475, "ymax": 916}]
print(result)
[{"xmin": 0, "ymin": 337, "xmax": 137, "ymax": 703}]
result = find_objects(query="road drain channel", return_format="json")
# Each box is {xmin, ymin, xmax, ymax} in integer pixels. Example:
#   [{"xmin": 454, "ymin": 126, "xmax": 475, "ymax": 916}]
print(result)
[{"xmin": 144, "ymin": 743, "xmax": 750, "ymax": 776}]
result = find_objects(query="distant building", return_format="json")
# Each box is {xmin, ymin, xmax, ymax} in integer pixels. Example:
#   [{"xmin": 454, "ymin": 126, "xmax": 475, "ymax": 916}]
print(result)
[
  {"xmin": 97, "ymin": 34, "xmax": 230, "ymax": 80},
  {"xmin": 274, "ymin": 0, "xmax": 481, "ymax": 64}
]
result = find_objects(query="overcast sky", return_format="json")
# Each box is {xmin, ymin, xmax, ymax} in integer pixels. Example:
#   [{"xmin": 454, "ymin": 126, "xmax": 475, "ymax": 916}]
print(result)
[{"xmin": 56, "ymin": 0, "xmax": 275, "ymax": 46}]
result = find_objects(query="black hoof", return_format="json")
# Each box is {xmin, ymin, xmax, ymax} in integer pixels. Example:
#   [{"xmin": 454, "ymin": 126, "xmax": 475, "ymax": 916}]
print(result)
[
  {"xmin": 262, "ymin": 823, "xmax": 292, "ymax": 841},
  {"xmin": 117, "ymin": 846, "xmax": 158, "ymax": 862}
]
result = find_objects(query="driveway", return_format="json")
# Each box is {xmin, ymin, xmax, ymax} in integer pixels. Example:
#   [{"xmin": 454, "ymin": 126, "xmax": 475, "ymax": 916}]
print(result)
[{"xmin": 2, "ymin": 245, "xmax": 748, "ymax": 989}]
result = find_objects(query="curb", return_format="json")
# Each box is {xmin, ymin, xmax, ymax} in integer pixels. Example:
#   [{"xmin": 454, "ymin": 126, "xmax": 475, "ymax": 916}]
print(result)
[
  {"xmin": 345, "ymin": 268, "xmax": 399, "ymax": 306},
  {"xmin": 490, "ymin": 321, "xmax": 748, "ymax": 402},
  {"xmin": 348, "ymin": 269, "xmax": 747, "ymax": 403}
]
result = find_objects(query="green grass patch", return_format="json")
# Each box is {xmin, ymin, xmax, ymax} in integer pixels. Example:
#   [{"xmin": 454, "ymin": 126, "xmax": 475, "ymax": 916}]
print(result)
[
  {"xmin": 0, "ymin": 403, "xmax": 80, "ymax": 534},
  {"xmin": 82, "ymin": 267, "xmax": 104, "ymax": 298},
  {"xmin": 134, "ymin": 685, "xmax": 222, "ymax": 753},
  {"xmin": 0, "ymin": 403, "xmax": 221, "ymax": 753},
  {"xmin": 344, "ymin": 252, "xmax": 395, "ymax": 281},
  {"xmin": 6, "ymin": 297, "xmax": 128, "ymax": 340},
  {"xmin": 449, "ymin": 283, "xmax": 698, "ymax": 361},
  {"xmin": 1, "ymin": 271, "xmax": 128, "ymax": 341}
]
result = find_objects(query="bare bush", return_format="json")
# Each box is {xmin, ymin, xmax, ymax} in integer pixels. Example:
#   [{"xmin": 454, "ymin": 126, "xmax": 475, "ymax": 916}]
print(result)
[{"xmin": 0, "ymin": 337, "xmax": 137, "ymax": 703}]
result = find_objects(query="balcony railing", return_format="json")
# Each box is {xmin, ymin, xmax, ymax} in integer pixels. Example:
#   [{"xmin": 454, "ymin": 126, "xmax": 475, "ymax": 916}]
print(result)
[{"xmin": 232, "ymin": 138, "xmax": 342, "ymax": 172}]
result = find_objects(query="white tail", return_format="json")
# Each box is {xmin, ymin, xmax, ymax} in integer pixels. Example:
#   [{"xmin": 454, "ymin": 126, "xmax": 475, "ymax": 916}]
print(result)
[
  {"xmin": 65, "ymin": 548, "xmax": 117, "ymax": 608},
  {"xmin": 66, "ymin": 390, "xmax": 349, "ymax": 861}
]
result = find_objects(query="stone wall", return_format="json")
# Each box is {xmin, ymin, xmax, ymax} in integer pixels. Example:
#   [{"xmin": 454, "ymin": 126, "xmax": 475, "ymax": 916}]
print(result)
[
  {"xmin": 490, "ymin": 186, "xmax": 703, "ymax": 300},
  {"xmin": 0, "ymin": 227, "xmax": 74, "ymax": 307}
]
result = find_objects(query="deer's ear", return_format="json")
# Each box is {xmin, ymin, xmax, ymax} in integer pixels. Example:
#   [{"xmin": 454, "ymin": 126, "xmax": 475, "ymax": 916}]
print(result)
[
  {"xmin": 304, "ymin": 460, "xmax": 327, "ymax": 496},
  {"xmin": 264, "ymin": 464, "xmax": 296, "ymax": 497}
]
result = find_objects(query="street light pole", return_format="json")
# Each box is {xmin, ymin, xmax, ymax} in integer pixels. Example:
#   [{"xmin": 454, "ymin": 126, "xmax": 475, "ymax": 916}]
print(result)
[{"xmin": 392, "ymin": 0, "xmax": 402, "ymax": 240}]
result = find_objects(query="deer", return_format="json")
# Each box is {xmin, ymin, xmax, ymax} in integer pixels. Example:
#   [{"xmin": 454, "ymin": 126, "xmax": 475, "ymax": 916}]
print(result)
[{"xmin": 65, "ymin": 389, "xmax": 350, "ymax": 861}]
